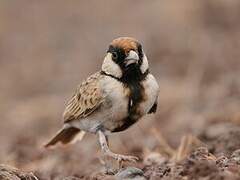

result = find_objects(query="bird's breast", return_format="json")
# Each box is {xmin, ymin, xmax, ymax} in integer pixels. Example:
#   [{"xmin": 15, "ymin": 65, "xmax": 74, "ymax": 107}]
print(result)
[
  {"xmin": 139, "ymin": 74, "xmax": 159, "ymax": 115},
  {"xmin": 100, "ymin": 76, "xmax": 129, "ymax": 121},
  {"xmin": 96, "ymin": 74, "xmax": 159, "ymax": 133},
  {"xmin": 123, "ymin": 73, "xmax": 159, "ymax": 119}
]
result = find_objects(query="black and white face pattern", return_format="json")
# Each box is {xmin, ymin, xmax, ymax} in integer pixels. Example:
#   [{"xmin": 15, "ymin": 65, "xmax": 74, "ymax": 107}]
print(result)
[{"xmin": 101, "ymin": 37, "xmax": 149, "ymax": 81}]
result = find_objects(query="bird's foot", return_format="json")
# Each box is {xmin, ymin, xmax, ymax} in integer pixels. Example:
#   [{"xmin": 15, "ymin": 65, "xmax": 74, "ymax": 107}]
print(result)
[{"xmin": 105, "ymin": 151, "xmax": 139, "ymax": 163}]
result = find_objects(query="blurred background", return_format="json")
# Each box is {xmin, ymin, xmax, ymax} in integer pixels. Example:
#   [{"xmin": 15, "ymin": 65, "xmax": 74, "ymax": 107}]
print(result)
[{"xmin": 0, "ymin": 0, "xmax": 240, "ymax": 179}]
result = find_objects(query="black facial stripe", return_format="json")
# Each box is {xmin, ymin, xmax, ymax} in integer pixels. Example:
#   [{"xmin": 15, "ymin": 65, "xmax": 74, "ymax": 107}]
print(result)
[
  {"xmin": 107, "ymin": 45, "xmax": 126, "ymax": 65},
  {"xmin": 107, "ymin": 43, "xmax": 144, "ymax": 67},
  {"xmin": 106, "ymin": 43, "xmax": 146, "ymax": 85}
]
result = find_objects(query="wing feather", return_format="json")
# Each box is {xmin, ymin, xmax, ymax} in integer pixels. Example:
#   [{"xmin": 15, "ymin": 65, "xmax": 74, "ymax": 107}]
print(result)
[{"xmin": 63, "ymin": 72, "xmax": 104, "ymax": 123}]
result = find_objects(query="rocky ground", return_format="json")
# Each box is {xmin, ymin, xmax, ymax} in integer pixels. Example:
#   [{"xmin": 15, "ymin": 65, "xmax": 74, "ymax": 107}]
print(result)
[{"xmin": 2, "ymin": 122, "xmax": 240, "ymax": 180}]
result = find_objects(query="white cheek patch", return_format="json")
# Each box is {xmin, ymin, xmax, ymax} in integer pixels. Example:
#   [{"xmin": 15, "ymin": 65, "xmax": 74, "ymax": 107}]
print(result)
[
  {"xmin": 140, "ymin": 54, "xmax": 149, "ymax": 74},
  {"xmin": 102, "ymin": 53, "xmax": 122, "ymax": 78}
]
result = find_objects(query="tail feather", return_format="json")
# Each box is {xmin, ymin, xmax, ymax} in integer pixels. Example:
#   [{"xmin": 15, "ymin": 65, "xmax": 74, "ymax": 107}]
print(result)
[{"xmin": 45, "ymin": 127, "xmax": 85, "ymax": 148}]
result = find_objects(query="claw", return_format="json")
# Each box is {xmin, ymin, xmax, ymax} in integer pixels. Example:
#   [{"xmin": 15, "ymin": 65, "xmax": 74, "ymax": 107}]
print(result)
[{"xmin": 98, "ymin": 130, "xmax": 138, "ymax": 170}]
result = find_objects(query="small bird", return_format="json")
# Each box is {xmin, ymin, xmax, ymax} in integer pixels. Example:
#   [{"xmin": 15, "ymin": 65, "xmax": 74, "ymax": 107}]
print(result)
[{"xmin": 45, "ymin": 37, "xmax": 159, "ymax": 164}]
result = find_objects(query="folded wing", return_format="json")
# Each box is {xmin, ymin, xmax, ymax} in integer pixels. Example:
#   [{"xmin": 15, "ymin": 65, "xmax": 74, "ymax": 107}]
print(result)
[{"xmin": 63, "ymin": 72, "xmax": 104, "ymax": 123}]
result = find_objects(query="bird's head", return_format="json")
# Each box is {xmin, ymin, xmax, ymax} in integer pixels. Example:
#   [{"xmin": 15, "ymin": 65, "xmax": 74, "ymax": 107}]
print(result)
[{"xmin": 102, "ymin": 37, "xmax": 149, "ymax": 81}]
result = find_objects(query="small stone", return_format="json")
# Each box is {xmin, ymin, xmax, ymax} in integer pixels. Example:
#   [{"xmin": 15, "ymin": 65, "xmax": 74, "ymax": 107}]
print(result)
[
  {"xmin": 231, "ymin": 149, "xmax": 240, "ymax": 165},
  {"xmin": 0, "ymin": 164, "xmax": 38, "ymax": 180},
  {"xmin": 144, "ymin": 152, "xmax": 167, "ymax": 166},
  {"xmin": 115, "ymin": 167, "xmax": 146, "ymax": 180},
  {"xmin": 216, "ymin": 155, "xmax": 229, "ymax": 169}
]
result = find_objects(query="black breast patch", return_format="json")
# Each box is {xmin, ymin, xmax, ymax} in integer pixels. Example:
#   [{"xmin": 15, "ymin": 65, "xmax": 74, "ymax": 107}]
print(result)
[
  {"xmin": 127, "ymin": 81, "xmax": 144, "ymax": 117},
  {"xmin": 112, "ymin": 69, "xmax": 148, "ymax": 133}
]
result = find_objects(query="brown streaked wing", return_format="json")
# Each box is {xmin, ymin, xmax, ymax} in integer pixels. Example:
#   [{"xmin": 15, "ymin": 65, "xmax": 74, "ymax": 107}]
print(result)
[{"xmin": 63, "ymin": 72, "xmax": 104, "ymax": 123}]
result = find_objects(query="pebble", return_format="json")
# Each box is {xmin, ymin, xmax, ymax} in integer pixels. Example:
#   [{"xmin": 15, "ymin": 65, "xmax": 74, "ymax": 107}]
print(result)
[{"xmin": 115, "ymin": 167, "xmax": 146, "ymax": 180}]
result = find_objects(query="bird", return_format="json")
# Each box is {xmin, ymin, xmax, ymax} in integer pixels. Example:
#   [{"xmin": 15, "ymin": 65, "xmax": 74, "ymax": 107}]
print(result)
[{"xmin": 45, "ymin": 37, "xmax": 159, "ymax": 165}]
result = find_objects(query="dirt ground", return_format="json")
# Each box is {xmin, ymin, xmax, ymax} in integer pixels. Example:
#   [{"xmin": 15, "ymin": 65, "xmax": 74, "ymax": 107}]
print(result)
[{"xmin": 0, "ymin": 1, "xmax": 240, "ymax": 180}]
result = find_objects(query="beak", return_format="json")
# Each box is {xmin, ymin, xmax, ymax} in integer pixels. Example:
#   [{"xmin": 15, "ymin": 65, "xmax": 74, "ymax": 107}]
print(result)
[{"xmin": 125, "ymin": 50, "xmax": 139, "ymax": 66}]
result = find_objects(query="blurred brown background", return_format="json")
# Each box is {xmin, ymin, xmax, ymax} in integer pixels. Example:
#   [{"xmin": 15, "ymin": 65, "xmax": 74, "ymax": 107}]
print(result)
[{"xmin": 0, "ymin": 0, "xmax": 240, "ymax": 179}]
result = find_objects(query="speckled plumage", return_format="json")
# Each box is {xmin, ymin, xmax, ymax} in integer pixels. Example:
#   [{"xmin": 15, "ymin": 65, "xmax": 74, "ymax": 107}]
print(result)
[{"xmin": 63, "ymin": 72, "xmax": 104, "ymax": 123}]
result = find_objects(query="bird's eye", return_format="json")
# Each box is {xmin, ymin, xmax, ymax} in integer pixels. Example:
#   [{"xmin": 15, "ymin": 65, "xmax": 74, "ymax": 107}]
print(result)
[{"xmin": 112, "ymin": 52, "xmax": 118, "ymax": 60}]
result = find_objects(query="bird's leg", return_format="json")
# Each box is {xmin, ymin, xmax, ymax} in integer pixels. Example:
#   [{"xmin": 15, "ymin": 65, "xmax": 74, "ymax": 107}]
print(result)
[
  {"xmin": 105, "ymin": 135, "xmax": 125, "ymax": 167},
  {"xmin": 98, "ymin": 130, "xmax": 139, "ymax": 166},
  {"xmin": 106, "ymin": 135, "xmax": 109, "ymax": 146}
]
